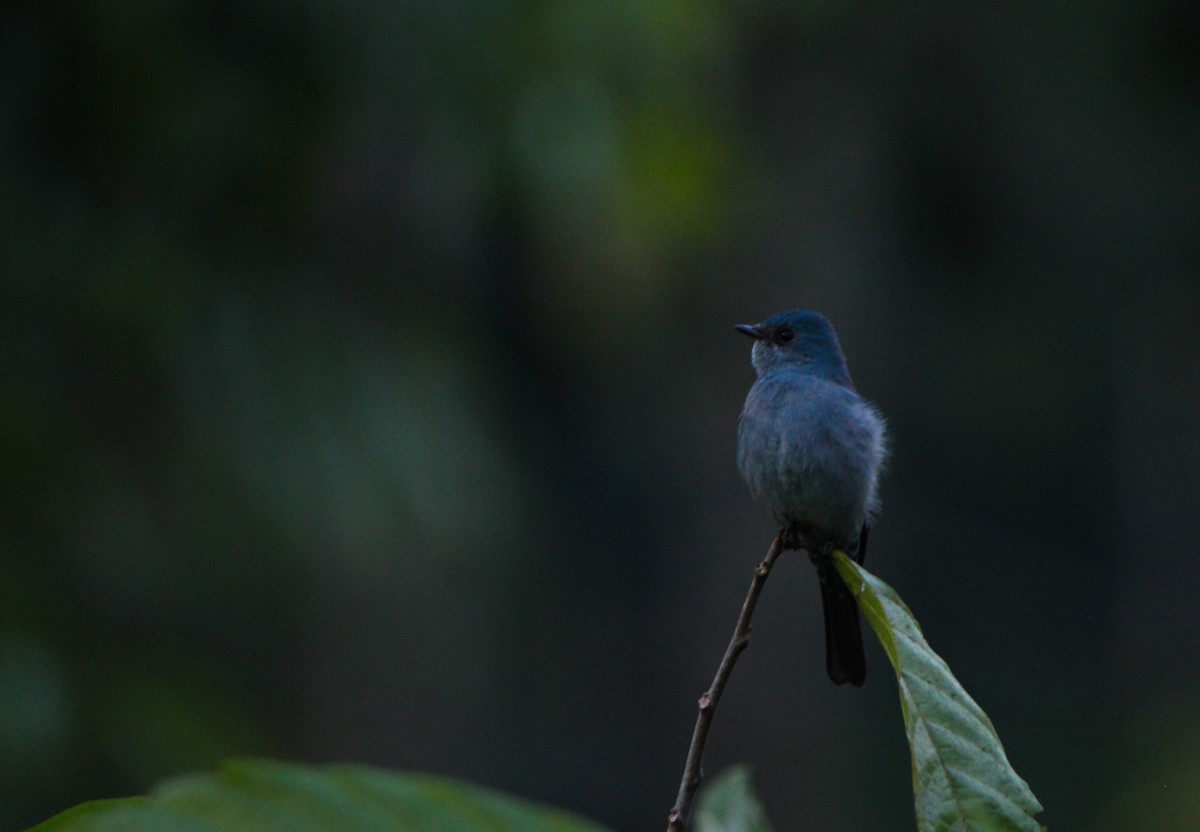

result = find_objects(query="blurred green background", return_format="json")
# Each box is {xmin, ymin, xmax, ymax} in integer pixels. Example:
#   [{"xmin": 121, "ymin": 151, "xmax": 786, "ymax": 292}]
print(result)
[{"xmin": 3, "ymin": 2, "xmax": 1199, "ymax": 830}]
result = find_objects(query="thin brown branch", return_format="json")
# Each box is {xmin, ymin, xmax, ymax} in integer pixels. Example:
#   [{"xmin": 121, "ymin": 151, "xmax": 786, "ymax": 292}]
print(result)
[{"xmin": 666, "ymin": 530, "xmax": 789, "ymax": 831}]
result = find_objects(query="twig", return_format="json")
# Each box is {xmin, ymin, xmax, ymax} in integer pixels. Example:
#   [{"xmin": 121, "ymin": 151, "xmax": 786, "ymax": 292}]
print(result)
[{"xmin": 666, "ymin": 530, "xmax": 788, "ymax": 831}]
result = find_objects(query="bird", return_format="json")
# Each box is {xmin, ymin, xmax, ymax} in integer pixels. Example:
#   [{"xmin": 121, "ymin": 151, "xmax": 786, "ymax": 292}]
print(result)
[{"xmin": 735, "ymin": 309, "xmax": 887, "ymax": 687}]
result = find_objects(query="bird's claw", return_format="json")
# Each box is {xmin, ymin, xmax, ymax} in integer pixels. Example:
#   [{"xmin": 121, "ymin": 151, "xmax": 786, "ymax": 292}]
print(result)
[{"xmin": 807, "ymin": 540, "xmax": 836, "ymax": 566}]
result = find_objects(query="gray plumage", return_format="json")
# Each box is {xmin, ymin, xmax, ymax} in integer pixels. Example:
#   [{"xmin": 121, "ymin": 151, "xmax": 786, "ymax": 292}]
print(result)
[{"xmin": 736, "ymin": 309, "xmax": 887, "ymax": 686}]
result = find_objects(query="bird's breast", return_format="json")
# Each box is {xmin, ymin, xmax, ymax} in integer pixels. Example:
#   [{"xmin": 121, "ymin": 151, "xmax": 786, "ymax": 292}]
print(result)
[{"xmin": 737, "ymin": 372, "xmax": 882, "ymax": 542}]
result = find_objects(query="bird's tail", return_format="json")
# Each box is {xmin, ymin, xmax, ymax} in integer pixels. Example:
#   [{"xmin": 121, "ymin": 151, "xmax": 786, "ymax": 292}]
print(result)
[{"xmin": 815, "ymin": 556, "xmax": 866, "ymax": 687}]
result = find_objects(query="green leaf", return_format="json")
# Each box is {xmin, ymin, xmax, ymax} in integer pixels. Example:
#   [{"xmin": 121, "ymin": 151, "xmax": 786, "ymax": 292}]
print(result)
[
  {"xmin": 26, "ymin": 759, "xmax": 615, "ymax": 832},
  {"xmin": 833, "ymin": 551, "xmax": 1045, "ymax": 832},
  {"xmin": 693, "ymin": 766, "xmax": 775, "ymax": 832}
]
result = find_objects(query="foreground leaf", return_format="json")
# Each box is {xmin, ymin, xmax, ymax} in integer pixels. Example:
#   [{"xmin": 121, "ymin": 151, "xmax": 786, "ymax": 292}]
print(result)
[
  {"xmin": 28, "ymin": 759, "xmax": 614, "ymax": 832},
  {"xmin": 834, "ymin": 551, "xmax": 1045, "ymax": 832},
  {"xmin": 693, "ymin": 766, "xmax": 774, "ymax": 832}
]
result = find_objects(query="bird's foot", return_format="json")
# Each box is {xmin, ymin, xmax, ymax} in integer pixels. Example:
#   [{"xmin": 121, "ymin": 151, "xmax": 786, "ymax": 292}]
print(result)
[
  {"xmin": 779, "ymin": 527, "xmax": 801, "ymax": 551},
  {"xmin": 780, "ymin": 525, "xmax": 818, "ymax": 553},
  {"xmin": 807, "ymin": 540, "xmax": 836, "ymax": 567}
]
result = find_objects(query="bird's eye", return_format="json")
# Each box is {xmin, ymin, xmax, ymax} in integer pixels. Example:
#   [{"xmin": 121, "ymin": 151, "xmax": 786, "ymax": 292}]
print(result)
[{"xmin": 775, "ymin": 326, "xmax": 796, "ymax": 344}]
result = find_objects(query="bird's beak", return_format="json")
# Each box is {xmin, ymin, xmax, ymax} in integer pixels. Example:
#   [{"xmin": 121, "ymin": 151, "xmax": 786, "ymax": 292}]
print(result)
[{"xmin": 735, "ymin": 324, "xmax": 766, "ymax": 340}]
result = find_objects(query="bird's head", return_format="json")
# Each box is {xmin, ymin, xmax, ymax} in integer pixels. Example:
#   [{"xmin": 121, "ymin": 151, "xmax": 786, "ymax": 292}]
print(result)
[{"xmin": 736, "ymin": 309, "xmax": 853, "ymax": 386}]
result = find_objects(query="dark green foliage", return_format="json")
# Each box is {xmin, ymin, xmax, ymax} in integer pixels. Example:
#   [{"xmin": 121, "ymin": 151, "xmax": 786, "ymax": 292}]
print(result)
[
  {"xmin": 29, "ymin": 760, "xmax": 614, "ymax": 832},
  {"xmin": 29, "ymin": 552, "xmax": 1048, "ymax": 832},
  {"xmin": 834, "ymin": 552, "xmax": 1044, "ymax": 832},
  {"xmin": 693, "ymin": 767, "xmax": 774, "ymax": 832}
]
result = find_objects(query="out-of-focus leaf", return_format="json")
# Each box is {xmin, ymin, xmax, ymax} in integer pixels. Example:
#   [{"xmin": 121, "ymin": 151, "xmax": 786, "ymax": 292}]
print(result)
[
  {"xmin": 834, "ymin": 552, "xmax": 1045, "ymax": 832},
  {"xmin": 693, "ymin": 766, "xmax": 774, "ymax": 832},
  {"xmin": 27, "ymin": 759, "xmax": 614, "ymax": 832}
]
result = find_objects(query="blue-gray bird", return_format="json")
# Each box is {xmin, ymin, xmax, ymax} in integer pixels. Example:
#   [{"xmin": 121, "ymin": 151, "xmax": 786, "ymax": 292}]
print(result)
[{"xmin": 736, "ymin": 310, "xmax": 887, "ymax": 686}]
